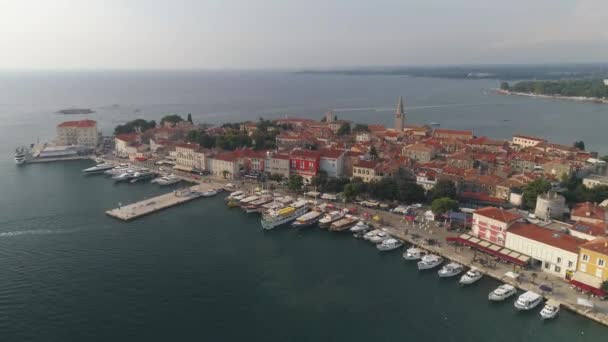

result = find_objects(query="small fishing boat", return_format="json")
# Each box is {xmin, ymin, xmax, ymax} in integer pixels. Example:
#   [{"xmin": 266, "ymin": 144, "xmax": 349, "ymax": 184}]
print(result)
[
  {"xmin": 488, "ymin": 284, "xmax": 517, "ymax": 302},
  {"xmin": 402, "ymin": 247, "xmax": 425, "ymax": 261},
  {"xmin": 514, "ymin": 291, "xmax": 542, "ymax": 311},
  {"xmin": 350, "ymin": 221, "xmax": 370, "ymax": 232},
  {"xmin": 437, "ymin": 262, "xmax": 464, "ymax": 278},
  {"xmin": 377, "ymin": 238, "xmax": 403, "ymax": 251},
  {"xmin": 540, "ymin": 300, "xmax": 560, "ymax": 320},
  {"xmin": 459, "ymin": 267, "xmax": 483, "ymax": 285},
  {"xmin": 417, "ymin": 254, "xmax": 443, "ymax": 270},
  {"xmin": 369, "ymin": 231, "xmax": 390, "ymax": 244}
]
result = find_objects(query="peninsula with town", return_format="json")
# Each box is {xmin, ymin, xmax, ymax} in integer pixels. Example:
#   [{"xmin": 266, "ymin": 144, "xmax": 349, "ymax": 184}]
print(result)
[{"xmin": 14, "ymin": 97, "xmax": 608, "ymax": 326}]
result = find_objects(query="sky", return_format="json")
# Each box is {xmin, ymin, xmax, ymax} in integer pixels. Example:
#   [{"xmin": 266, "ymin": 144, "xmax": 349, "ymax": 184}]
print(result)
[{"xmin": 1, "ymin": 0, "xmax": 607, "ymax": 70}]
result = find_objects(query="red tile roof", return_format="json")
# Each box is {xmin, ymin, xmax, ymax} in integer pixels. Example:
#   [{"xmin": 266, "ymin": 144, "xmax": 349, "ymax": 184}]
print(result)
[
  {"xmin": 474, "ymin": 206, "xmax": 521, "ymax": 223},
  {"xmin": 580, "ymin": 237, "xmax": 608, "ymax": 256},
  {"xmin": 319, "ymin": 148, "xmax": 345, "ymax": 159},
  {"xmin": 571, "ymin": 202, "xmax": 606, "ymax": 221},
  {"xmin": 290, "ymin": 149, "xmax": 321, "ymax": 159},
  {"xmin": 433, "ymin": 129, "xmax": 473, "ymax": 137},
  {"xmin": 57, "ymin": 119, "xmax": 97, "ymax": 128},
  {"xmin": 115, "ymin": 133, "xmax": 139, "ymax": 142},
  {"xmin": 571, "ymin": 221, "xmax": 607, "ymax": 237},
  {"xmin": 460, "ymin": 192, "xmax": 506, "ymax": 204},
  {"xmin": 508, "ymin": 222, "xmax": 585, "ymax": 253}
]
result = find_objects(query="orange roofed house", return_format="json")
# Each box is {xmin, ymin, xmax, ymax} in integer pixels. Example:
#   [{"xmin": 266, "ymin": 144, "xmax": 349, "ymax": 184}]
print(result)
[
  {"xmin": 571, "ymin": 202, "xmax": 608, "ymax": 225},
  {"xmin": 432, "ymin": 128, "xmax": 473, "ymax": 140},
  {"xmin": 472, "ymin": 207, "xmax": 522, "ymax": 246}
]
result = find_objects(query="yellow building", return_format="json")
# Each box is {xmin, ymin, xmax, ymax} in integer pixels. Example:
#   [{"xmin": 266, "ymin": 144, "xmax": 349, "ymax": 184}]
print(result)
[{"xmin": 572, "ymin": 237, "xmax": 608, "ymax": 294}]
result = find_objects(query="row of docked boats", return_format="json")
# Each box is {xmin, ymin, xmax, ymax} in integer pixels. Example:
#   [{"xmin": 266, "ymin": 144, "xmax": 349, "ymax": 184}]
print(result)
[{"xmin": 84, "ymin": 162, "xmax": 183, "ymax": 186}]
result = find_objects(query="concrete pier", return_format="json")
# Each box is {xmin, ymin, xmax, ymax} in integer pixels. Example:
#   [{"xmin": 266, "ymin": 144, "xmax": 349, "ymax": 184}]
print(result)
[{"xmin": 106, "ymin": 183, "xmax": 224, "ymax": 221}]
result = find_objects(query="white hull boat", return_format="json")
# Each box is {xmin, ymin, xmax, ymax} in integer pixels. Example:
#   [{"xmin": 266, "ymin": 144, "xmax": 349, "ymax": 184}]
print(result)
[
  {"xmin": 514, "ymin": 291, "xmax": 542, "ymax": 311},
  {"xmin": 377, "ymin": 238, "xmax": 403, "ymax": 251},
  {"xmin": 403, "ymin": 247, "xmax": 425, "ymax": 261},
  {"xmin": 459, "ymin": 268, "xmax": 482, "ymax": 285},
  {"xmin": 202, "ymin": 189, "xmax": 218, "ymax": 197},
  {"xmin": 540, "ymin": 300, "xmax": 560, "ymax": 320},
  {"xmin": 417, "ymin": 254, "xmax": 443, "ymax": 270},
  {"xmin": 349, "ymin": 221, "xmax": 370, "ymax": 232},
  {"xmin": 369, "ymin": 232, "xmax": 390, "ymax": 244},
  {"xmin": 488, "ymin": 284, "xmax": 517, "ymax": 302},
  {"xmin": 292, "ymin": 211, "xmax": 323, "ymax": 228},
  {"xmin": 437, "ymin": 262, "xmax": 464, "ymax": 277},
  {"xmin": 261, "ymin": 200, "xmax": 308, "ymax": 230},
  {"xmin": 83, "ymin": 163, "xmax": 115, "ymax": 173}
]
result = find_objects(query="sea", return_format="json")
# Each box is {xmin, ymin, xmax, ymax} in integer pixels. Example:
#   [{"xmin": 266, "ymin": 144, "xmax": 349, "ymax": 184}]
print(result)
[{"xmin": 0, "ymin": 71, "xmax": 606, "ymax": 341}]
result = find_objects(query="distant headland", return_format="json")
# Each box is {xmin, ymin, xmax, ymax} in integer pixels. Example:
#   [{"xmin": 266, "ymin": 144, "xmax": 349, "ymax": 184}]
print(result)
[{"xmin": 57, "ymin": 108, "xmax": 95, "ymax": 115}]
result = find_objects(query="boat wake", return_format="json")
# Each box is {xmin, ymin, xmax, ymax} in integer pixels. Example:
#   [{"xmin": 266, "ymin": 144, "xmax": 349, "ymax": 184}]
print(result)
[{"xmin": 0, "ymin": 228, "xmax": 81, "ymax": 238}]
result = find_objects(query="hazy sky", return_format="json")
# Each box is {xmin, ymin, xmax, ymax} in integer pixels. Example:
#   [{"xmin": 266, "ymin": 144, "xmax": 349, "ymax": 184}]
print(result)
[{"xmin": 1, "ymin": 0, "xmax": 607, "ymax": 70}]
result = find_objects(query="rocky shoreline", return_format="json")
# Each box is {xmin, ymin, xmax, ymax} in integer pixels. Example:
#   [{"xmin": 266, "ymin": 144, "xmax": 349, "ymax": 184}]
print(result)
[{"xmin": 495, "ymin": 89, "xmax": 608, "ymax": 104}]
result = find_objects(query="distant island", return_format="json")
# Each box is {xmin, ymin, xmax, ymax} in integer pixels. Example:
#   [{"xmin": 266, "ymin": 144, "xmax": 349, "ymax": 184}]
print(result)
[
  {"xmin": 498, "ymin": 79, "xmax": 608, "ymax": 104},
  {"xmin": 57, "ymin": 108, "xmax": 95, "ymax": 115}
]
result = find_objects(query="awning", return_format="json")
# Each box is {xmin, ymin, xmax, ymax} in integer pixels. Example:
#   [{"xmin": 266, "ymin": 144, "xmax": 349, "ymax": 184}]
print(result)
[
  {"xmin": 570, "ymin": 272, "xmax": 606, "ymax": 297},
  {"xmin": 173, "ymin": 164, "xmax": 193, "ymax": 172},
  {"xmin": 446, "ymin": 234, "xmax": 531, "ymax": 267}
]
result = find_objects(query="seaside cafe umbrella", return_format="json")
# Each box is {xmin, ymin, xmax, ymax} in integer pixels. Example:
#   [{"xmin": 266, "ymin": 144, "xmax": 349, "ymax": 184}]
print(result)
[{"xmin": 539, "ymin": 284, "xmax": 553, "ymax": 293}]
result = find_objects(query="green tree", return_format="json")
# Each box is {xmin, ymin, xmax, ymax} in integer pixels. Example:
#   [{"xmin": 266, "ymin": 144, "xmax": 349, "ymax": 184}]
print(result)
[
  {"xmin": 573, "ymin": 140, "xmax": 585, "ymax": 150},
  {"xmin": 522, "ymin": 179, "xmax": 552, "ymax": 209},
  {"xmin": 431, "ymin": 197, "xmax": 459, "ymax": 216},
  {"xmin": 499, "ymin": 81, "xmax": 510, "ymax": 91},
  {"xmin": 601, "ymin": 280, "xmax": 608, "ymax": 293},
  {"xmin": 160, "ymin": 114, "xmax": 184, "ymax": 126},
  {"xmin": 429, "ymin": 179, "xmax": 457, "ymax": 200},
  {"xmin": 114, "ymin": 119, "xmax": 156, "ymax": 135},
  {"xmin": 287, "ymin": 175, "xmax": 304, "ymax": 192},
  {"xmin": 369, "ymin": 146, "xmax": 379, "ymax": 160},
  {"xmin": 343, "ymin": 178, "xmax": 366, "ymax": 201},
  {"xmin": 352, "ymin": 124, "xmax": 370, "ymax": 133},
  {"xmin": 187, "ymin": 113, "xmax": 193, "ymax": 124},
  {"xmin": 337, "ymin": 123, "xmax": 351, "ymax": 136},
  {"xmin": 310, "ymin": 170, "xmax": 329, "ymax": 190}
]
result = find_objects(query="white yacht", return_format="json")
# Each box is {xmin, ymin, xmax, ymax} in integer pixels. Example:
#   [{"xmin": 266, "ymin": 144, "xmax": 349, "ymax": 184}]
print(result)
[
  {"xmin": 318, "ymin": 210, "xmax": 344, "ymax": 229},
  {"xmin": 157, "ymin": 174, "xmax": 181, "ymax": 186},
  {"xmin": 261, "ymin": 200, "xmax": 308, "ymax": 230},
  {"xmin": 402, "ymin": 247, "xmax": 425, "ymax": 261},
  {"xmin": 377, "ymin": 238, "xmax": 403, "ymax": 251},
  {"xmin": 83, "ymin": 163, "xmax": 115, "ymax": 173},
  {"xmin": 202, "ymin": 189, "xmax": 218, "ymax": 197},
  {"xmin": 459, "ymin": 268, "xmax": 483, "ymax": 285},
  {"xmin": 417, "ymin": 254, "xmax": 443, "ymax": 270},
  {"xmin": 369, "ymin": 231, "xmax": 390, "ymax": 244},
  {"xmin": 129, "ymin": 170, "xmax": 156, "ymax": 183},
  {"xmin": 14, "ymin": 147, "xmax": 28, "ymax": 165},
  {"xmin": 488, "ymin": 284, "xmax": 517, "ymax": 302},
  {"xmin": 350, "ymin": 221, "xmax": 370, "ymax": 233},
  {"xmin": 540, "ymin": 300, "xmax": 560, "ymax": 320},
  {"xmin": 437, "ymin": 262, "xmax": 465, "ymax": 278},
  {"xmin": 363, "ymin": 229, "xmax": 381, "ymax": 240},
  {"xmin": 112, "ymin": 170, "xmax": 135, "ymax": 182},
  {"xmin": 514, "ymin": 291, "xmax": 543, "ymax": 311}
]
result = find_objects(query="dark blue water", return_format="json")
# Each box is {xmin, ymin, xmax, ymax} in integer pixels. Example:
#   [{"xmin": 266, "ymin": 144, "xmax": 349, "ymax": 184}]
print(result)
[{"xmin": 0, "ymin": 72, "xmax": 606, "ymax": 341}]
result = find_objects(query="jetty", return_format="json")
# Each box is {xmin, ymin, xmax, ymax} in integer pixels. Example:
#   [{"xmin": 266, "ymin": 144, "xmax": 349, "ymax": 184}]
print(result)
[{"xmin": 106, "ymin": 182, "xmax": 223, "ymax": 221}]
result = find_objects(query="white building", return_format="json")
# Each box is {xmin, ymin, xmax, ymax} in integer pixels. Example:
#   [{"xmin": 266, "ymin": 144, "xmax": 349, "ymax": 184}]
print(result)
[
  {"xmin": 511, "ymin": 135, "xmax": 545, "ymax": 148},
  {"xmin": 265, "ymin": 152, "xmax": 290, "ymax": 179},
  {"xmin": 416, "ymin": 171, "xmax": 437, "ymax": 191},
  {"xmin": 505, "ymin": 222, "xmax": 583, "ymax": 279},
  {"xmin": 56, "ymin": 120, "xmax": 99, "ymax": 147},
  {"xmin": 207, "ymin": 153, "xmax": 238, "ymax": 179},
  {"xmin": 114, "ymin": 134, "xmax": 140, "ymax": 158},
  {"xmin": 355, "ymin": 132, "xmax": 371, "ymax": 143},
  {"xmin": 319, "ymin": 149, "xmax": 345, "ymax": 178},
  {"xmin": 472, "ymin": 207, "xmax": 522, "ymax": 246},
  {"xmin": 583, "ymin": 175, "xmax": 608, "ymax": 189}
]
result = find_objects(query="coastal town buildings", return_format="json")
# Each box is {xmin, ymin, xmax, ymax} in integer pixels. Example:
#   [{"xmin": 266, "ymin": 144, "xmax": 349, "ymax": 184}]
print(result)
[
  {"xmin": 289, "ymin": 149, "xmax": 320, "ymax": 181},
  {"xmin": 471, "ymin": 207, "xmax": 522, "ymax": 246},
  {"xmin": 571, "ymin": 202, "xmax": 607, "ymax": 225},
  {"xmin": 572, "ymin": 237, "xmax": 608, "ymax": 295},
  {"xmin": 319, "ymin": 149, "xmax": 345, "ymax": 178},
  {"xmin": 512, "ymin": 135, "xmax": 546, "ymax": 148},
  {"xmin": 265, "ymin": 152, "xmax": 291, "ymax": 179},
  {"xmin": 56, "ymin": 120, "xmax": 99, "ymax": 147}
]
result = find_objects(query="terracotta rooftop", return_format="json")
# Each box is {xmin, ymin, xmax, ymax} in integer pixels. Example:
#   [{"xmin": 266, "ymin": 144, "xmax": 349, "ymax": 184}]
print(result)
[
  {"xmin": 290, "ymin": 149, "xmax": 321, "ymax": 159},
  {"xmin": 571, "ymin": 221, "xmax": 607, "ymax": 237},
  {"xmin": 508, "ymin": 222, "xmax": 585, "ymax": 253},
  {"xmin": 474, "ymin": 206, "xmax": 521, "ymax": 223},
  {"xmin": 433, "ymin": 128, "xmax": 473, "ymax": 136},
  {"xmin": 460, "ymin": 192, "xmax": 506, "ymax": 205},
  {"xmin": 319, "ymin": 148, "xmax": 345, "ymax": 159},
  {"xmin": 580, "ymin": 237, "xmax": 608, "ymax": 256},
  {"xmin": 115, "ymin": 133, "xmax": 139, "ymax": 142},
  {"xmin": 571, "ymin": 202, "xmax": 606, "ymax": 221},
  {"xmin": 355, "ymin": 159, "xmax": 380, "ymax": 169},
  {"xmin": 57, "ymin": 119, "xmax": 97, "ymax": 128}
]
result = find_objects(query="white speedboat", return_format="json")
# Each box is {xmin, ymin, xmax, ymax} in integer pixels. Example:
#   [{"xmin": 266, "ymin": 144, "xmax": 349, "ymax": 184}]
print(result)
[
  {"xmin": 488, "ymin": 284, "xmax": 517, "ymax": 302},
  {"xmin": 83, "ymin": 163, "xmax": 114, "ymax": 173},
  {"xmin": 459, "ymin": 268, "xmax": 482, "ymax": 285},
  {"xmin": 130, "ymin": 170, "xmax": 156, "ymax": 183},
  {"xmin": 369, "ymin": 231, "xmax": 390, "ymax": 244},
  {"xmin": 402, "ymin": 247, "xmax": 425, "ymax": 261},
  {"xmin": 292, "ymin": 210, "xmax": 323, "ymax": 228},
  {"xmin": 514, "ymin": 291, "xmax": 543, "ymax": 311},
  {"xmin": 350, "ymin": 221, "xmax": 370, "ymax": 232},
  {"xmin": 417, "ymin": 254, "xmax": 443, "ymax": 270},
  {"xmin": 363, "ymin": 229, "xmax": 381, "ymax": 240},
  {"xmin": 318, "ymin": 210, "xmax": 344, "ymax": 229},
  {"xmin": 261, "ymin": 200, "xmax": 308, "ymax": 230},
  {"xmin": 112, "ymin": 170, "xmax": 135, "ymax": 182},
  {"xmin": 156, "ymin": 174, "xmax": 181, "ymax": 186},
  {"xmin": 377, "ymin": 238, "xmax": 403, "ymax": 251},
  {"xmin": 225, "ymin": 191, "xmax": 244, "ymax": 200},
  {"xmin": 202, "ymin": 189, "xmax": 218, "ymax": 197},
  {"xmin": 438, "ymin": 262, "xmax": 464, "ymax": 277},
  {"xmin": 540, "ymin": 300, "xmax": 560, "ymax": 320}
]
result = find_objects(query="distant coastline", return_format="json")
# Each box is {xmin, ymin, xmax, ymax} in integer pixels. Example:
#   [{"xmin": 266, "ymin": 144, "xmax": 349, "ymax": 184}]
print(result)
[
  {"xmin": 57, "ymin": 108, "xmax": 95, "ymax": 115},
  {"xmin": 495, "ymin": 89, "xmax": 608, "ymax": 104}
]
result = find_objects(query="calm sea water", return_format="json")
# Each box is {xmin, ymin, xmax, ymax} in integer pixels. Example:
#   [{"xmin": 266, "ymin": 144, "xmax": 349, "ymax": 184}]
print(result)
[{"xmin": 0, "ymin": 71, "xmax": 607, "ymax": 341}]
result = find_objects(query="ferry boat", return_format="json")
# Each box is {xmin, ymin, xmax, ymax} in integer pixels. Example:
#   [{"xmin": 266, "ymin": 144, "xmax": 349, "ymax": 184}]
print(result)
[
  {"xmin": 261, "ymin": 200, "xmax": 308, "ymax": 230},
  {"xmin": 514, "ymin": 291, "xmax": 542, "ymax": 311},
  {"xmin": 377, "ymin": 238, "xmax": 403, "ymax": 251},
  {"xmin": 83, "ymin": 163, "xmax": 114, "ymax": 173},
  {"xmin": 14, "ymin": 147, "xmax": 27, "ymax": 165},
  {"xmin": 329, "ymin": 216, "xmax": 357, "ymax": 232},
  {"xmin": 402, "ymin": 247, "xmax": 425, "ymax": 261},
  {"xmin": 488, "ymin": 284, "xmax": 517, "ymax": 302},
  {"xmin": 417, "ymin": 254, "xmax": 443, "ymax": 270},
  {"xmin": 438, "ymin": 262, "xmax": 464, "ymax": 278},
  {"xmin": 540, "ymin": 300, "xmax": 560, "ymax": 320},
  {"xmin": 459, "ymin": 267, "xmax": 483, "ymax": 285},
  {"xmin": 318, "ymin": 210, "xmax": 344, "ymax": 229},
  {"xmin": 292, "ymin": 210, "xmax": 323, "ymax": 228},
  {"xmin": 243, "ymin": 196, "xmax": 273, "ymax": 213}
]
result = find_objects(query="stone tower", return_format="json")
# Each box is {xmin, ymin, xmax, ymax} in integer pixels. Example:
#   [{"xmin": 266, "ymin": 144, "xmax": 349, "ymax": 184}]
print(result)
[{"xmin": 394, "ymin": 96, "xmax": 405, "ymax": 132}]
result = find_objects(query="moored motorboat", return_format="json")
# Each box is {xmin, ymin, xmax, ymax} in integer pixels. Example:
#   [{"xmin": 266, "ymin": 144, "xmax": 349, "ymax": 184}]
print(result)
[
  {"xmin": 369, "ymin": 231, "xmax": 390, "ymax": 244},
  {"xmin": 540, "ymin": 300, "xmax": 560, "ymax": 320},
  {"xmin": 459, "ymin": 267, "xmax": 483, "ymax": 285},
  {"xmin": 363, "ymin": 229, "xmax": 381, "ymax": 240},
  {"xmin": 514, "ymin": 291, "xmax": 543, "ymax": 311},
  {"xmin": 14, "ymin": 147, "xmax": 28, "ymax": 165},
  {"xmin": 239, "ymin": 195, "xmax": 259, "ymax": 206},
  {"xmin": 350, "ymin": 221, "xmax": 370, "ymax": 232},
  {"xmin": 83, "ymin": 163, "xmax": 114, "ymax": 173},
  {"xmin": 156, "ymin": 174, "xmax": 181, "ymax": 186},
  {"xmin": 417, "ymin": 254, "xmax": 443, "ymax": 270},
  {"xmin": 402, "ymin": 247, "xmax": 425, "ymax": 261},
  {"xmin": 292, "ymin": 210, "xmax": 323, "ymax": 228},
  {"xmin": 318, "ymin": 210, "xmax": 344, "ymax": 229},
  {"xmin": 488, "ymin": 284, "xmax": 517, "ymax": 302},
  {"xmin": 129, "ymin": 170, "xmax": 156, "ymax": 183},
  {"xmin": 202, "ymin": 189, "xmax": 218, "ymax": 197},
  {"xmin": 377, "ymin": 238, "xmax": 403, "ymax": 251},
  {"xmin": 329, "ymin": 216, "xmax": 357, "ymax": 232},
  {"xmin": 437, "ymin": 262, "xmax": 464, "ymax": 277},
  {"xmin": 225, "ymin": 191, "xmax": 244, "ymax": 201}
]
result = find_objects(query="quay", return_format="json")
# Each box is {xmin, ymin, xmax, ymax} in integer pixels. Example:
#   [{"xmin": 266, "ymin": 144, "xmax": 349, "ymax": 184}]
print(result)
[{"xmin": 105, "ymin": 182, "xmax": 224, "ymax": 221}]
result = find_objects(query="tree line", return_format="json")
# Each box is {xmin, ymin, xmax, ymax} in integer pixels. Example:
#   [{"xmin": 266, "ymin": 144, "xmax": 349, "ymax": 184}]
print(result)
[{"xmin": 503, "ymin": 79, "xmax": 608, "ymax": 98}]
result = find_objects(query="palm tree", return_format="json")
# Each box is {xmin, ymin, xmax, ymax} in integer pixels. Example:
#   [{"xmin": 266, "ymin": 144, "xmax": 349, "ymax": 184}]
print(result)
[{"xmin": 221, "ymin": 170, "xmax": 230, "ymax": 179}]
